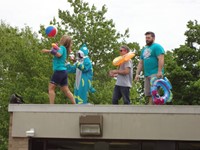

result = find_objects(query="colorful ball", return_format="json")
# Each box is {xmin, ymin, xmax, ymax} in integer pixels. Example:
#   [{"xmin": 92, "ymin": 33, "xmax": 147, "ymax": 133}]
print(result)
[{"xmin": 45, "ymin": 26, "xmax": 57, "ymax": 37}]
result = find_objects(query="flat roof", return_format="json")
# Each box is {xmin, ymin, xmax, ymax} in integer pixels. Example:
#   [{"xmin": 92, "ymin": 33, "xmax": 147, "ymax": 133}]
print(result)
[{"xmin": 8, "ymin": 104, "xmax": 200, "ymax": 114}]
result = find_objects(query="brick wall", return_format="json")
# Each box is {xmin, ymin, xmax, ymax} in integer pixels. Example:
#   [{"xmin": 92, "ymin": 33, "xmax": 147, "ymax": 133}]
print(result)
[{"xmin": 8, "ymin": 113, "xmax": 29, "ymax": 150}]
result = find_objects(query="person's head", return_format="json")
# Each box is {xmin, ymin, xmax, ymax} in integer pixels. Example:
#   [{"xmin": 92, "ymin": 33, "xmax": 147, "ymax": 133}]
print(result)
[
  {"xmin": 77, "ymin": 44, "xmax": 89, "ymax": 59},
  {"xmin": 59, "ymin": 35, "xmax": 73, "ymax": 53},
  {"xmin": 119, "ymin": 45, "xmax": 130, "ymax": 56},
  {"xmin": 145, "ymin": 31, "xmax": 155, "ymax": 46}
]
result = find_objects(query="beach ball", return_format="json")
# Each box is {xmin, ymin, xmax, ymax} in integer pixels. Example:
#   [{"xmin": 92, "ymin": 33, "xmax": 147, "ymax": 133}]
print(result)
[{"xmin": 45, "ymin": 26, "xmax": 57, "ymax": 37}]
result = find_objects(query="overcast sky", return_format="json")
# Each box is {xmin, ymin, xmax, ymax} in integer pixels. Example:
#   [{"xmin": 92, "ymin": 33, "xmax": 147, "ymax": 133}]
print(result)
[{"xmin": 0, "ymin": 0, "xmax": 200, "ymax": 50}]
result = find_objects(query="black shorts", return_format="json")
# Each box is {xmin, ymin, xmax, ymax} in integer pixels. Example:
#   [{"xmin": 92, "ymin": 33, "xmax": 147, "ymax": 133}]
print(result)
[{"xmin": 50, "ymin": 70, "xmax": 68, "ymax": 87}]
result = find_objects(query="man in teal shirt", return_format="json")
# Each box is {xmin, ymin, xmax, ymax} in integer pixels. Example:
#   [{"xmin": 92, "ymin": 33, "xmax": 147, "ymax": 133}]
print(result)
[{"xmin": 135, "ymin": 31, "xmax": 165, "ymax": 104}]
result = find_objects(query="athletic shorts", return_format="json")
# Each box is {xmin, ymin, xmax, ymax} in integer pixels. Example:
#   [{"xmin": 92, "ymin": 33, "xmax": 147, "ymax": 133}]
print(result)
[
  {"xmin": 50, "ymin": 70, "xmax": 68, "ymax": 87},
  {"xmin": 144, "ymin": 74, "xmax": 156, "ymax": 97}
]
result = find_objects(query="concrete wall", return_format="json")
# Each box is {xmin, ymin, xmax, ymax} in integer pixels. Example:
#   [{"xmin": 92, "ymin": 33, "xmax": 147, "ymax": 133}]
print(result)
[{"xmin": 8, "ymin": 104, "xmax": 200, "ymax": 141}]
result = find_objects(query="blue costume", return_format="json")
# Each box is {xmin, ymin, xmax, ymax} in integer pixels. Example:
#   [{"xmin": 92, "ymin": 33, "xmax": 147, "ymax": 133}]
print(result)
[{"xmin": 66, "ymin": 44, "xmax": 95, "ymax": 104}]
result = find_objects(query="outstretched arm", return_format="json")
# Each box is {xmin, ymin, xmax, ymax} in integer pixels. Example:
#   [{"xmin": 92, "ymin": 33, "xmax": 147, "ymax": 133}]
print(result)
[
  {"xmin": 41, "ymin": 49, "xmax": 62, "ymax": 57},
  {"xmin": 66, "ymin": 63, "xmax": 76, "ymax": 73}
]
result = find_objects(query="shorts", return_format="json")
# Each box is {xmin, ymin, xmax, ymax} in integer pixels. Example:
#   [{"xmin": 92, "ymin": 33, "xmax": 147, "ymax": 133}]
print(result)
[
  {"xmin": 144, "ymin": 74, "xmax": 156, "ymax": 97},
  {"xmin": 50, "ymin": 70, "xmax": 68, "ymax": 87}
]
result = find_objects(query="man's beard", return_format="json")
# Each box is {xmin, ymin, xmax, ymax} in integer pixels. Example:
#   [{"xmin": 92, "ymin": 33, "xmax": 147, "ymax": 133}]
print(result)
[{"xmin": 146, "ymin": 40, "xmax": 154, "ymax": 46}]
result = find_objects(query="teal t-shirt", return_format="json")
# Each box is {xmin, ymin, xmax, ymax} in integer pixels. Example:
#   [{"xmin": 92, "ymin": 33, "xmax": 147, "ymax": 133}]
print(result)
[
  {"xmin": 140, "ymin": 43, "xmax": 165, "ymax": 77},
  {"xmin": 53, "ymin": 45, "xmax": 67, "ymax": 71}
]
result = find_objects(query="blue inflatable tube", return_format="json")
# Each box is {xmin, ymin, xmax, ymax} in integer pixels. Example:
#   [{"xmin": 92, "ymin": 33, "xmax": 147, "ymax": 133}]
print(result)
[{"xmin": 150, "ymin": 77, "xmax": 173, "ymax": 105}]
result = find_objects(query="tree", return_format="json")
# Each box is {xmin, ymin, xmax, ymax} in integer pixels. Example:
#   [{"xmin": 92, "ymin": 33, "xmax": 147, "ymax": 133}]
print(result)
[
  {"xmin": 165, "ymin": 20, "xmax": 200, "ymax": 104},
  {"xmin": 0, "ymin": 22, "xmax": 52, "ymax": 149}
]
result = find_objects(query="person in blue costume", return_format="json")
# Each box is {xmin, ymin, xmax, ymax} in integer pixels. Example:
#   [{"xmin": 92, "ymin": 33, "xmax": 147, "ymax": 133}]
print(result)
[{"xmin": 66, "ymin": 44, "xmax": 95, "ymax": 104}]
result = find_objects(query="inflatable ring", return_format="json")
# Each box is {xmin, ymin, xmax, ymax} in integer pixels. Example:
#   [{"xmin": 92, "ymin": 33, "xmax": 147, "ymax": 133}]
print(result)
[
  {"xmin": 150, "ymin": 77, "xmax": 173, "ymax": 105},
  {"xmin": 52, "ymin": 43, "xmax": 59, "ymax": 50},
  {"xmin": 113, "ymin": 52, "xmax": 135, "ymax": 66}
]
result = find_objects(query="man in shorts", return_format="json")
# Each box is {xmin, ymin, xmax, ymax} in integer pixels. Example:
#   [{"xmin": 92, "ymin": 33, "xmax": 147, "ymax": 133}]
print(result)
[{"xmin": 135, "ymin": 31, "xmax": 165, "ymax": 104}]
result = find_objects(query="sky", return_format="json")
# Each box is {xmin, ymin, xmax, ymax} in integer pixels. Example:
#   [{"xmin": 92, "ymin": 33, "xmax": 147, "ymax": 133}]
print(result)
[{"xmin": 0, "ymin": 0, "xmax": 200, "ymax": 50}]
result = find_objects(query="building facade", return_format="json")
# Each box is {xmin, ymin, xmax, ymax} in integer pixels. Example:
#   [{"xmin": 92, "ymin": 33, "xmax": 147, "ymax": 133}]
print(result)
[{"xmin": 8, "ymin": 104, "xmax": 200, "ymax": 150}]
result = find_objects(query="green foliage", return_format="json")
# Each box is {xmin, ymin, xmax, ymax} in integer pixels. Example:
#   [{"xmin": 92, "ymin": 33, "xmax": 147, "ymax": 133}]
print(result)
[
  {"xmin": 89, "ymin": 79, "xmax": 115, "ymax": 104},
  {"xmin": 0, "ymin": 22, "xmax": 50, "ymax": 149},
  {"xmin": 0, "ymin": 92, "xmax": 9, "ymax": 150},
  {"xmin": 185, "ymin": 20, "xmax": 200, "ymax": 47},
  {"xmin": 0, "ymin": 22, "xmax": 50, "ymax": 104},
  {"xmin": 165, "ymin": 20, "xmax": 200, "ymax": 104}
]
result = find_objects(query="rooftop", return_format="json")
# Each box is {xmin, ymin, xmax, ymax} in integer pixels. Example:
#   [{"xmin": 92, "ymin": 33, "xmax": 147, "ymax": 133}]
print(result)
[{"xmin": 8, "ymin": 104, "xmax": 200, "ymax": 114}]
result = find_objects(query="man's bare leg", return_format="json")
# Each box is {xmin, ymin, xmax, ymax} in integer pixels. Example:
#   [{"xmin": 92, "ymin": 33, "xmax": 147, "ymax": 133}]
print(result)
[{"xmin": 148, "ymin": 96, "xmax": 153, "ymax": 105}]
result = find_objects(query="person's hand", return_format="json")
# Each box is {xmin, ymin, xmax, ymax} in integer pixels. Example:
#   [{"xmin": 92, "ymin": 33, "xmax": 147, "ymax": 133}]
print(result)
[
  {"xmin": 134, "ymin": 74, "xmax": 140, "ymax": 82},
  {"xmin": 41, "ymin": 49, "xmax": 50, "ymax": 53},
  {"xmin": 109, "ymin": 70, "xmax": 114, "ymax": 77},
  {"xmin": 69, "ymin": 54, "xmax": 76, "ymax": 62},
  {"xmin": 156, "ymin": 71, "xmax": 163, "ymax": 78},
  {"xmin": 109, "ymin": 70, "xmax": 118, "ymax": 77}
]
